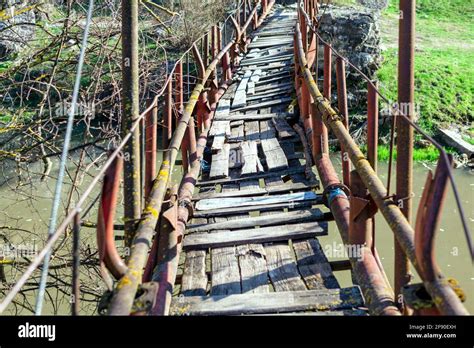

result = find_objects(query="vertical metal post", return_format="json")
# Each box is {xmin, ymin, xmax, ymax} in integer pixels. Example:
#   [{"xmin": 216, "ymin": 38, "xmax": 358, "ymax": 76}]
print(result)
[
  {"xmin": 175, "ymin": 61, "xmax": 188, "ymax": 172},
  {"xmin": 163, "ymin": 78, "xmax": 173, "ymax": 148},
  {"xmin": 145, "ymin": 99, "xmax": 157, "ymax": 200},
  {"xmin": 72, "ymin": 212, "xmax": 81, "ymax": 316},
  {"xmin": 367, "ymin": 81, "xmax": 379, "ymax": 173},
  {"xmin": 121, "ymin": 0, "xmax": 141, "ymax": 247},
  {"xmin": 336, "ymin": 57, "xmax": 350, "ymax": 187},
  {"xmin": 395, "ymin": 0, "xmax": 415, "ymax": 306}
]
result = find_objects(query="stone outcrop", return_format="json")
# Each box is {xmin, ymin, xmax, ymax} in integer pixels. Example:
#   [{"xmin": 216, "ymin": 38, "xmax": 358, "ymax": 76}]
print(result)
[
  {"xmin": 0, "ymin": 0, "xmax": 36, "ymax": 60},
  {"xmin": 316, "ymin": 4, "xmax": 382, "ymax": 110}
]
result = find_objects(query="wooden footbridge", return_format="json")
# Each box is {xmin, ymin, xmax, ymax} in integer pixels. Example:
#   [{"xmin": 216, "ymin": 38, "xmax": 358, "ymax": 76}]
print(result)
[{"xmin": 0, "ymin": 0, "xmax": 471, "ymax": 316}]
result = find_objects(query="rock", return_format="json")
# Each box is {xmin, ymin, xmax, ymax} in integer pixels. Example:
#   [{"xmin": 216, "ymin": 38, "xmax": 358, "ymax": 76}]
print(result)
[
  {"xmin": 439, "ymin": 128, "xmax": 474, "ymax": 158},
  {"xmin": 357, "ymin": 0, "xmax": 389, "ymax": 10},
  {"xmin": 316, "ymin": 4, "xmax": 382, "ymax": 110},
  {"xmin": 0, "ymin": 1, "xmax": 36, "ymax": 60}
]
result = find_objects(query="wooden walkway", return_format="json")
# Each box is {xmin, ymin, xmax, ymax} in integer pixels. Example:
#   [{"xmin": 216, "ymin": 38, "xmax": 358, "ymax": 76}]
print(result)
[{"xmin": 171, "ymin": 6, "xmax": 367, "ymax": 316}]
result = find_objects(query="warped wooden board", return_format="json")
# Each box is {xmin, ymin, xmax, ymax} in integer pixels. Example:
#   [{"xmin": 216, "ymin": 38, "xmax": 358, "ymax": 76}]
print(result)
[
  {"xmin": 219, "ymin": 112, "xmax": 291, "ymax": 121},
  {"xmin": 240, "ymin": 140, "xmax": 263, "ymax": 175},
  {"xmin": 187, "ymin": 209, "xmax": 325, "ymax": 233},
  {"xmin": 211, "ymin": 246, "xmax": 241, "ymax": 296},
  {"xmin": 293, "ymin": 239, "xmax": 340, "ymax": 290},
  {"xmin": 237, "ymin": 244, "xmax": 269, "ymax": 294},
  {"xmin": 254, "ymin": 81, "xmax": 293, "ymax": 93},
  {"xmin": 247, "ymin": 81, "xmax": 255, "ymax": 95},
  {"xmin": 255, "ymin": 74, "xmax": 291, "ymax": 85},
  {"xmin": 244, "ymin": 121, "xmax": 260, "ymax": 141},
  {"xmin": 192, "ymin": 199, "xmax": 322, "ymax": 218},
  {"xmin": 196, "ymin": 165, "xmax": 305, "ymax": 186},
  {"xmin": 228, "ymin": 124, "xmax": 244, "ymax": 143},
  {"xmin": 193, "ymin": 181, "xmax": 318, "ymax": 200},
  {"xmin": 265, "ymin": 243, "xmax": 307, "ymax": 291},
  {"xmin": 241, "ymin": 62, "xmax": 291, "ymax": 72},
  {"xmin": 250, "ymin": 69, "xmax": 262, "ymax": 82},
  {"xmin": 232, "ymin": 97, "xmax": 292, "ymax": 113},
  {"xmin": 232, "ymin": 70, "xmax": 252, "ymax": 109},
  {"xmin": 183, "ymin": 221, "xmax": 327, "ymax": 250},
  {"xmin": 170, "ymin": 286, "xmax": 364, "ymax": 316},
  {"xmin": 241, "ymin": 54, "xmax": 293, "ymax": 66},
  {"xmin": 181, "ymin": 250, "xmax": 208, "ymax": 297},
  {"xmin": 247, "ymin": 87, "xmax": 293, "ymax": 101},
  {"xmin": 195, "ymin": 190, "xmax": 319, "ymax": 210},
  {"xmin": 259, "ymin": 119, "xmax": 276, "ymax": 140},
  {"xmin": 261, "ymin": 138, "xmax": 289, "ymax": 171},
  {"xmin": 209, "ymin": 143, "xmax": 230, "ymax": 179},
  {"xmin": 272, "ymin": 117, "xmax": 296, "ymax": 139},
  {"xmin": 210, "ymin": 121, "xmax": 231, "ymax": 152},
  {"xmin": 214, "ymin": 98, "xmax": 231, "ymax": 120}
]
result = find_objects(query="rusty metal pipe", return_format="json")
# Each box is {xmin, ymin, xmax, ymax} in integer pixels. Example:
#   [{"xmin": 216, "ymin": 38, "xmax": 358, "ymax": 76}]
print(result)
[
  {"xmin": 295, "ymin": 11, "xmax": 468, "ymax": 315},
  {"xmin": 336, "ymin": 57, "xmax": 350, "ymax": 187},
  {"xmin": 108, "ymin": 40, "xmax": 235, "ymax": 315}
]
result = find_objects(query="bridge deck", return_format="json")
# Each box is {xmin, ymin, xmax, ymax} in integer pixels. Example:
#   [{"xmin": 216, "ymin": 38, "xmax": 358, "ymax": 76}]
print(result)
[{"xmin": 171, "ymin": 6, "xmax": 367, "ymax": 316}]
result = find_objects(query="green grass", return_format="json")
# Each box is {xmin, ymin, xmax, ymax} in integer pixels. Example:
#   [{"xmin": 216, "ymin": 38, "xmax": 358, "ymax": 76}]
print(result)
[
  {"xmin": 378, "ymin": 0, "xmax": 474, "ymax": 133},
  {"xmin": 359, "ymin": 144, "xmax": 454, "ymax": 162}
]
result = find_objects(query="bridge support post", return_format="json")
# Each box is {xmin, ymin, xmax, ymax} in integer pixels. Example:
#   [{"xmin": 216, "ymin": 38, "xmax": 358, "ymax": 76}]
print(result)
[
  {"xmin": 121, "ymin": 0, "xmax": 141, "ymax": 247},
  {"xmin": 395, "ymin": 0, "xmax": 415, "ymax": 309},
  {"xmin": 145, "ymin": 98, "xmax": 157, "ymax": 200},
  {"xmin": 336, "ymin": 57, "xmax": 350, "ymax": 187}
]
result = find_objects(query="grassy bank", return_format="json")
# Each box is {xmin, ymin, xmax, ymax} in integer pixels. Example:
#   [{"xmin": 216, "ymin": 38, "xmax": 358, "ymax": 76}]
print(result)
[{"xmin": 377, "ymin": 0, "xmax": 474, "ymax": 133}]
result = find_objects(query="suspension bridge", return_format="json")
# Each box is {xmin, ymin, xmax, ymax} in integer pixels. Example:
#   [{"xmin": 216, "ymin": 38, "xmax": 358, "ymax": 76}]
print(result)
[{"xmin": 0, "ymin": 0, "xmax": 471, "ymax": 316}]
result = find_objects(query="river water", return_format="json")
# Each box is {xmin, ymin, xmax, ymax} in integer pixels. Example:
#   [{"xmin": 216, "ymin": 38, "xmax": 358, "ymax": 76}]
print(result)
[{"xmin": 0, "ymin": 151, "xmax": 472, "ymax": 314}]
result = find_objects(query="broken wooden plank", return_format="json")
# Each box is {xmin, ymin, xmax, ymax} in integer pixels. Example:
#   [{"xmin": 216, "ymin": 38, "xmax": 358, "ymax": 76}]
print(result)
[
  {"xmin": 195, "ymin": 190, "xmax": 319, "ymax": 210},
  {"xmin": 233, "ymin": 97, "xmax": 292, "ymax": 112},
  {"xmin": 214, "ymin": 98, "xmax": 231, "ymax": 120},
  {"xmin": 232, "ymin": 70, "xmax": 252, "ymax": 109},
  {"xmin": 210, "ymin": 246, "xmax": 242, "ymax": 296},
  {"xmin": 209, "ymin": 143, "xmax": 230, "ymax": 179},
  {"xmin": 259, "ymin": 119, "xmax": 276, "ymax": 140},
  {"xmin": 187, "ymin": 209, "xmax": 325, "ymax": 233},
  {"xmin": 210, "ymin": 120, "xmax": 230, "ymax": 151},
  {"xmin": 237, "ymin": 244, "xmax": 269, "ymax": 294},
  {"xmin": 220, "ymin": 112, "xmax": 292, "ymax": 121},
  {"xmin": 293, "ymin": 239, "xmax": 340, "ymax": 290},
  {"xmin": 240, "ymin": 140, "xmax": 264, "ymax": 175},
  {"xmin": 244, "ymin": 121, "xmax": 260, "ymax": 141},
  {"xmin": 181, "ymin": 250, "xmax": 208, "ymax": 296},
  {"xmin": 228, "ymin": 124, "xmax": 245, "ymax": 143},
  {"xmin": 196, "ymin": 165, "xmax": 305, "ymax": 186},
  {"xmin": 265, "ymin": 243, "xmax": 307, "ymax": 291},
  {"xmin": 183, "ymin": 222, "xmax": 328, "ymax": 250},
  {"xmin": 273, "ymin": 118, "xmax": 296, "ymax": 139},
  {"xmin": 261, "ymin": 138, "xmax": 289, "ymax": 171}
]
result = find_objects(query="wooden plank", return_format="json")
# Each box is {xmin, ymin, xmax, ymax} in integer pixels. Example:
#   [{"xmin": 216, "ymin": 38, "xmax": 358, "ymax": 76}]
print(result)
[
  {"xmin": 229, "ymin": 124, "xmax": 244, "ymax": 143},
  {"xmin": 209, "ymin": 143, "xmax": 230, "ymax": 179},
  {"xmin": 261, "ymin": 138, "xmax": 289, "ymax": 171},
  {"xmin": 170, "ymin": 286, "xmax": 364, "ymax": 315},
  {"xmin": 197, "ymin": 165, "xmax": 305, "ymax": 186},
  {"xmin": 241, "ymin": 54, "xmax": 293, "ymax": 66},
  {"xmin": 273, "ymin": 118, "xmax": 296, "ymax": 139},
  {"xmin": 181, "ymin": 250, "xmax": 208, "ymax": 296},
  {"xmin": 247, "ymin": 88, "xmax": 293, "ymax": 102},
  {"xmin": 259, "ymin": 119, "xmax": 276, "ymax": 140},
  {"xmin": 210, "ymin": 246, "xmax": 241, "ymax": 296},
  {"xmin": 240, "ymin": 140, "xmax": 263, "ymax": 175},
  {"xmin": 232, "ymin": 70, "xmax": 252, "ymax": 109},
  {"xmin": 187, "ymin": 209, "xmax": 325, "ymax": 233},
  {"xmin": 293, "ymin": 239, "xmax": 340, "ymax": 290},
  {"xmin": 214, "ymin": 98, "xmax": 231, "ymax": 119},
  {"xmin": 183, "ymin": 222, "xmax": 328, "ymax": 250},
  {"xmin": 220, "ymin": 112, "xmax": 291, "ymax": 121},
  {"xmin": 210, "ymin": 121, "xmax": 230, "ymax": 151},
  {"xmin": 244, "ymin": 121, "xmax": 260, "ymax": 141},
  {"xmin": 237, "ymin": 244, "xmax": 269, "ymax": 294},
  {"xmin": 193, "ymin": 181, "xmax": 318, "ymax": 200},
  {"xmin": 192, "ymin": 199, "xmax": 322, "ymax": 218},
  {"xmin": 265, "ymin": 243, "xmax": 307, "ymax": 291},
  {"xmin": 195, "ymin": 190, "xmax": 320, "ymax": 210},
  {"xmin": 233, "ymin": 97, "xmax": 292, "ymax": 112}
]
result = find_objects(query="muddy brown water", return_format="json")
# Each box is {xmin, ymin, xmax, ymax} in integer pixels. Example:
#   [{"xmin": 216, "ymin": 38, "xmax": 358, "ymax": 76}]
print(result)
[{"xmin": 0, "ymin": 153, "xmax": 472, "ymax": 314}]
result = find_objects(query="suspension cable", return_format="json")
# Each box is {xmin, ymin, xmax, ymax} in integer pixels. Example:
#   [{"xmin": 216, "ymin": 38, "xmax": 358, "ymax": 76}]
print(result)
[{"xmin": 34, "ymin": 0, "xmax": 95, "ymax": 315}]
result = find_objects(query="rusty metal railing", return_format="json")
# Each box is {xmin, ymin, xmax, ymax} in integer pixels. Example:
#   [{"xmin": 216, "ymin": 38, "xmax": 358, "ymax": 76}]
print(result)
[
  {"xmin": 295, "ymin": 0, "xmax": 470, "ymax": 315},
  {"xmin": 0, "ymin": 0, "xmax": 275, "ymax": 315}
]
